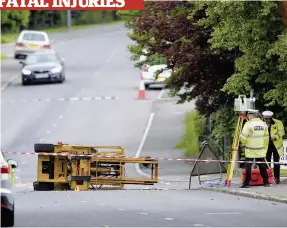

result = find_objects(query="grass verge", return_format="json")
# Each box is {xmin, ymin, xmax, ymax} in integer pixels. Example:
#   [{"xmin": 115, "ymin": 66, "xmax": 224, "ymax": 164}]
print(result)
[
  {"xmin": 175, "ymin": 110, "xmax": 205, "ymax": 157},
  {"xmin": 1, "ymin": 20, "xmax": 123, "ymax": 44},
  {"xmin": 281, "ymin": 169, "xmax": 287, "ymax": 177},
  {"xmin": 0, "ymin": 54, "xmax": 7, "ymax": 61}
]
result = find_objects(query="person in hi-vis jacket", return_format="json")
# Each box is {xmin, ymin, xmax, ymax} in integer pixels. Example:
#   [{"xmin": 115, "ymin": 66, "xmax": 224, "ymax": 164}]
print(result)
[
  {"xmin": 239, "ymin": 109, "xmax": 270, "ymax": 188},
  {"xmin": 262, "ymin": 110, "xmax": 285, "ymax": 184}
]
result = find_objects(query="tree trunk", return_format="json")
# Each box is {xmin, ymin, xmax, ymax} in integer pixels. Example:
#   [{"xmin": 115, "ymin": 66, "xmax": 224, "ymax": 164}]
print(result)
[{"xmin": 280, "ymin": 1, "xmax": 287, "ymax": 28}]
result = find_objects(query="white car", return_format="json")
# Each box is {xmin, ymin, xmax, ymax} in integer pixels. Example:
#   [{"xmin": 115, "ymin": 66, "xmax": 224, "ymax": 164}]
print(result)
[
  {"xmin": 0, "ymin": 151, "xmax": 18, "ymax": 227},
  {"xmin": 14, "ymin": 30, "xmax": 51, "ymax": 59},
  {"xmin": 141, "ymin": 62, "xmax": 172, "ymax": 88}
]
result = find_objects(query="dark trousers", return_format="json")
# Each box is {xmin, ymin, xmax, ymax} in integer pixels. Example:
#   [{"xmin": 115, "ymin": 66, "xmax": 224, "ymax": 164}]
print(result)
[
  {"xmin": 243, "ymin": 158, "xmax": 269, "ymax": 185},
  {"xmin": 266, "ymin": 142, "xmax": 280, "ymax": 179}
]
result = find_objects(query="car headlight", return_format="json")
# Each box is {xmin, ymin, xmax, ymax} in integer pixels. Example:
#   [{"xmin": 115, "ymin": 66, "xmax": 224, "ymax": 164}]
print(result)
[
  {"xmin": 22, "ymin": 69, "xmax": 31, "ymax": 75},
  {"xmin": 50, "ymin": 67, "xmax": 62, "ymax": 74}
]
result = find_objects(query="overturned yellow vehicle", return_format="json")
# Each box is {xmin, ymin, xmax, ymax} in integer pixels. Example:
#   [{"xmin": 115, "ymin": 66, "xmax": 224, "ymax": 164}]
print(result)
[{"xmin": 33, "ymin": 143, "xmax": 159, "ymax": 191}]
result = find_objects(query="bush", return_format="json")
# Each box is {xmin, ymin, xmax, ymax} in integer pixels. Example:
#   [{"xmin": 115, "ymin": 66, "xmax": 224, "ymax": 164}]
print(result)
[{"xmin": 176, "ymin": 110, "xmax": 206, "ymax": 157}]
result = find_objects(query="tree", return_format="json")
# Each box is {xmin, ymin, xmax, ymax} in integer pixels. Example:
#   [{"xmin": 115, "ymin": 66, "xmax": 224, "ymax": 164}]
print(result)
[
  {"xmin": 196, "ymin": 1, "xmax": 287, "ymax": 111},
  {"xmin": 121, "ymin": 1, "xmax": 237, "ymax": 115}
]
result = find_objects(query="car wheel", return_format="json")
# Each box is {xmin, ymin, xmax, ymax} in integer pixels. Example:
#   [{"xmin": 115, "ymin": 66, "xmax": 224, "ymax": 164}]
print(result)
[
  {"xmin": 1, "ymin": 205, "xmax": 14, "ymax": 227},
  {"xmin": 14, "ymin": 54, "xmax": 19, "ymax": 59},
  {"xmin": 33, "ymin": 181, "xmax": 54, "ymax": 191},
  {"xmin": 34, "ymin": 143, "xmax": 54, "ymax": 153},
  {"xmin": 144, "ymin": 84, "xmax": 150, "ymax": 90},
  {"xmin": 22, "ymin": 80, "xmax": 28, "ymax": 86}
]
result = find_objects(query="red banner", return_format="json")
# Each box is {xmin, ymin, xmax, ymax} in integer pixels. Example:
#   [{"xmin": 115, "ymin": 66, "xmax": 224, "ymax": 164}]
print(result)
[{"xmin": 0, "ymin": 0, "xmax": 144, "ymax": 10}]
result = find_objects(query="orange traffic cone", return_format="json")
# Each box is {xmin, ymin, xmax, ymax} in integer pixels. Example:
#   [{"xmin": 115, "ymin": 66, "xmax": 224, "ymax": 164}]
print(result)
[{"xmin": 137, "ymin": 77, "xmax": 146, "ymax": 100}]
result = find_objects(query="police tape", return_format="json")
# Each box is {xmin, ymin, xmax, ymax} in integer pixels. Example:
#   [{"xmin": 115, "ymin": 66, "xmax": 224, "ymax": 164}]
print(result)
[{"xmin": 2, "ymin": 151, "xmax": 287, "ymax": 165}]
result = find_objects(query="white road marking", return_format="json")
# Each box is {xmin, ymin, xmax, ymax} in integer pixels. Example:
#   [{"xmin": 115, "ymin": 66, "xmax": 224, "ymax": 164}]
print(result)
[
  {"xmin": 193, "ymin": 224, "xmax": 204, "ymax": 226},
  {"xmin": 15, "ymin": 176, "xmax": 19, "ymax": 179},
  {"xmin": 157, "ymin": 89, "xmax": 166, "ymax": 100},
  {"xmin": 83, "ymin": 97, "xmax": 92, "ymax": 101},
  {"xmin": 40, "ymin": 138, "xmax": 44, "ymax": 142},
  {"xmin": 138, "ymin": 212, "xmax": 148, "ymax": 215},
  {"xmin": 57, "ymin": 98, "xmax": 65, "ymax": 101},
  {"xmin": 97, "ymin": 204, "xmax": 106, "ymax": 206},
  {"xmin": 117, "ymin": 208, "xmax": 125, "ymax": 211},
  {"xmin": 205, "ymin": 212, "xmax": 242, "ymax": 215},
  {"xmin": 59, "ymin": 115, "xmax": 63, "ymax": 119},
  {"xmin": 70, "ymin": 97, "xmax": 79, "ymax": 101},
  {"xmin": 44, "ymin": 98, "xmax": 51, "ymax": 101},
  {"xmin": 135, "ymin": 112, "xmax": 155, "ymax": 178},
  {"xmin": 52, "ymin": 123, "xmax": 57, "ymax": 127},
  {"xmin": 164, "ymin": 218, "xmax": 174, "ymax": 221},
  {"xmin": 1, "ymin": 73, "xmax": 20, "ymax": 92},
  {"xmin": 46, "ymin": 131, "xmax": 50, "ymax": 134}
]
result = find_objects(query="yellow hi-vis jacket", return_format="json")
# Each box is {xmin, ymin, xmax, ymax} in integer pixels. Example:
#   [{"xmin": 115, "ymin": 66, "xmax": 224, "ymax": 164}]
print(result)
[
  {"xmin": 270, "ymin": 118, "xmax": 285, "ymax": 157},
  {"xmin": 239, "ymin": 118, "xmax": 269, "ymax": 158}
]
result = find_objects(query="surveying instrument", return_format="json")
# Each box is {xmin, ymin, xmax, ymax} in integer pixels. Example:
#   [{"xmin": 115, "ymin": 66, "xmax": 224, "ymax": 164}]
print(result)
[{"xmin": 225, "ymin": 93, "xmax": 255, "ymax": 186}]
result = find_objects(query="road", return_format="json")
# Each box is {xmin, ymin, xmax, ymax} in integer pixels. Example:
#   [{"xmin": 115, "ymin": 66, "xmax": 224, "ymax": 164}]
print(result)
[{"xmin": 1, "ymin": 23, "xmax": 287, "ymax": 227}]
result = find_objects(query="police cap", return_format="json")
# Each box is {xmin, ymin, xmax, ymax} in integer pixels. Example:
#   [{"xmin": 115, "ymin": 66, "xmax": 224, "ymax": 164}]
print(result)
[{"xmin": 262, "ymin": 110, "xmax": 274, "ymax": 118}]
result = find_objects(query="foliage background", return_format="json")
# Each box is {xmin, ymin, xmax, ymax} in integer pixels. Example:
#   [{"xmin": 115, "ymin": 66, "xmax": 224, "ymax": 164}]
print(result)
[{"xmin": 119, "ymin": 1, "xmax": 287, "ymax": 158}]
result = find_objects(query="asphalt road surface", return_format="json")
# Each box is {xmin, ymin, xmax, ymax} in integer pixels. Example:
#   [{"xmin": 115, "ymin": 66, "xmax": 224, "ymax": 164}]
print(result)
[{"xmin": 2, "ymin": 23, "xmax": 287, "ymax": 227}]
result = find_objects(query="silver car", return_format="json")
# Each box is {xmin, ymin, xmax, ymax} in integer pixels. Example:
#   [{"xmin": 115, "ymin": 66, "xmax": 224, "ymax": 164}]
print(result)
[
  {"xmin": 1, "ymin": 151, "xmax": 18, "ymax": 227},
  {"xmin": 14, "ymin": 30, "xmax": 51, "ymax": 59}
]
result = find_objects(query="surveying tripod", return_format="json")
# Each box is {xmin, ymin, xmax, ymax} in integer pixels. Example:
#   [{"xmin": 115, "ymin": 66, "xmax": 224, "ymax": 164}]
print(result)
[
  {"xmin": 225, "ymin": 113, "xmax": 246, "ymax": 186},
  {"xmin": 224, "ymin": 94, "xmax": 255, "ymax": 186}
]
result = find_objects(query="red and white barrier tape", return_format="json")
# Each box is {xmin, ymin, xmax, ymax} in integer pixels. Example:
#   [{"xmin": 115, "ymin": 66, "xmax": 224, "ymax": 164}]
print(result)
[{"xmin": 2, "ymin": 151, "xmax": 287, "ymax": 165}]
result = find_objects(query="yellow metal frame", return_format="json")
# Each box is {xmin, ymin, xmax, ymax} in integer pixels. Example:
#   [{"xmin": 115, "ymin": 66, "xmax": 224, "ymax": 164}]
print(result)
[{"xmin": 35, "ymin": 143, "xmax": 158, "ymax": 191}]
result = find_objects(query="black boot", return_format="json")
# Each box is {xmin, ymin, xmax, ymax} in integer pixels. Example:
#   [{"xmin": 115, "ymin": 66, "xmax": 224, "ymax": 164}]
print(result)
[
  {"xmin": 239, "ymin": 183, "xmax": 249, "ymax": 188},
  {"xmin": 275, "ymin": 178, "xmax": 280, "ymax": 184},
  {"xmin": 263, "ymin": 180, "xmax": 270, "ymax": 187}
]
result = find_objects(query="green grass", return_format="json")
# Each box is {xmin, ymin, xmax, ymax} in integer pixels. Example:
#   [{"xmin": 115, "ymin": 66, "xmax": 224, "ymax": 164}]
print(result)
[
  {"xmin": 0, "ymin": 54, "xmax": 7, "ymax": 61},
  {"xmin": 175, "ymin": 110, "xmax": 205, "ymax": 157},
  {"xmin": 1, "ymin": 20, "xmax": 123, "ymax": 44},
  {"xmin": 281, "ymin": 169, "xmax": 287, "ymax": 177}
]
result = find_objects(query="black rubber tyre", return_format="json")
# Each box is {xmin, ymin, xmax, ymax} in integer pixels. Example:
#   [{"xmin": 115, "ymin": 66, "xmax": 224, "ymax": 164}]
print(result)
[
  {"xmin": 22, "ymin": 80, "xmax": 28, "ymax": 86},
  {"xmin": 1, "ymin": 205, "xmax": 14, "ymax": 227},
  {"xmin": 33, "ymin": 181, "xmax": 54, "ymax": 191},
  {"xmin": 144, "ymin": 84, "xmax": 150, "ymax": 90},
  {"xmin": 34, "ymin": 143, "xmax": 54, "ymax": 153}
]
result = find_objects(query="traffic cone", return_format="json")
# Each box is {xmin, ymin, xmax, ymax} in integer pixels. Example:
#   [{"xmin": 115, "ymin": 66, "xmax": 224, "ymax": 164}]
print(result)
[{"xmin": 137, "ymin": 77, "xmax": 146, "ymax": 100}]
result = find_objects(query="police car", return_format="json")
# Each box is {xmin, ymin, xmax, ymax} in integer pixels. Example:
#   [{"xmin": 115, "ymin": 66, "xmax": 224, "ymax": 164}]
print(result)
[{"xmin": 0, "ymin": 150, "xmax": 18, "ymax": 227}]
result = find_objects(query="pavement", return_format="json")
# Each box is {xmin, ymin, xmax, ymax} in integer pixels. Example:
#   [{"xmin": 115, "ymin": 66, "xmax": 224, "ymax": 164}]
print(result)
[{"xmin": 1, "ymin": 23, "xmax": 287, "ymax": 226}]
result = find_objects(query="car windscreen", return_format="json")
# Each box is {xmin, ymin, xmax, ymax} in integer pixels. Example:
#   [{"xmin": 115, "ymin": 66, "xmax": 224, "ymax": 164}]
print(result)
[
  {"xmin": 26, "ymin": 53, "xmax": 58, "ymax": 64},
  {"xmin": 22, "ymin": 33, "xmax": 46, "ymax": 42}
]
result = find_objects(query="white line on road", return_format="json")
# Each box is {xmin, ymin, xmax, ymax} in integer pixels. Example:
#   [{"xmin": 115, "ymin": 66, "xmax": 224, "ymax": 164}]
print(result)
[
  {"xmin": 135, "ymin": 112, "xmax": 155, "ymax": 178},
  {"xmin": 46, "ymin": 131, "xmax": 50, "ymax": 134},
  {"xmin": 156, "ymin": 89, "xmax": 165, "ymax": 100},
  {"xmin": 138, "ymin": 212, "xmax": 148, "ymax": 215},
  {"xmin": 40, "ymin": 138, "xmax": 44, "ymax": 142},
  {"xmin": 1, "ymin": 73, "xmax": 20, "ymax": 92},
  {"xmin": 193, "ymin": 224, "xmax": 204, "ymax": 226},
  {"xmin": 52, "ymin": 123, "xmax": 57, "ymax": 127},
  {"xmin": 133, "ymin": 112, "xmax": 182, "ymax": 183},
  {"xmin": 205, "ymin": 212, "xmax": 242, "ymax": 215},
  {"xmin": 164, "ymin": 218, "xmax": 174, "ymax": 221},
  {"xmin": 117, "ymin": 208, "xmax": 125, "ymax": 211}
]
